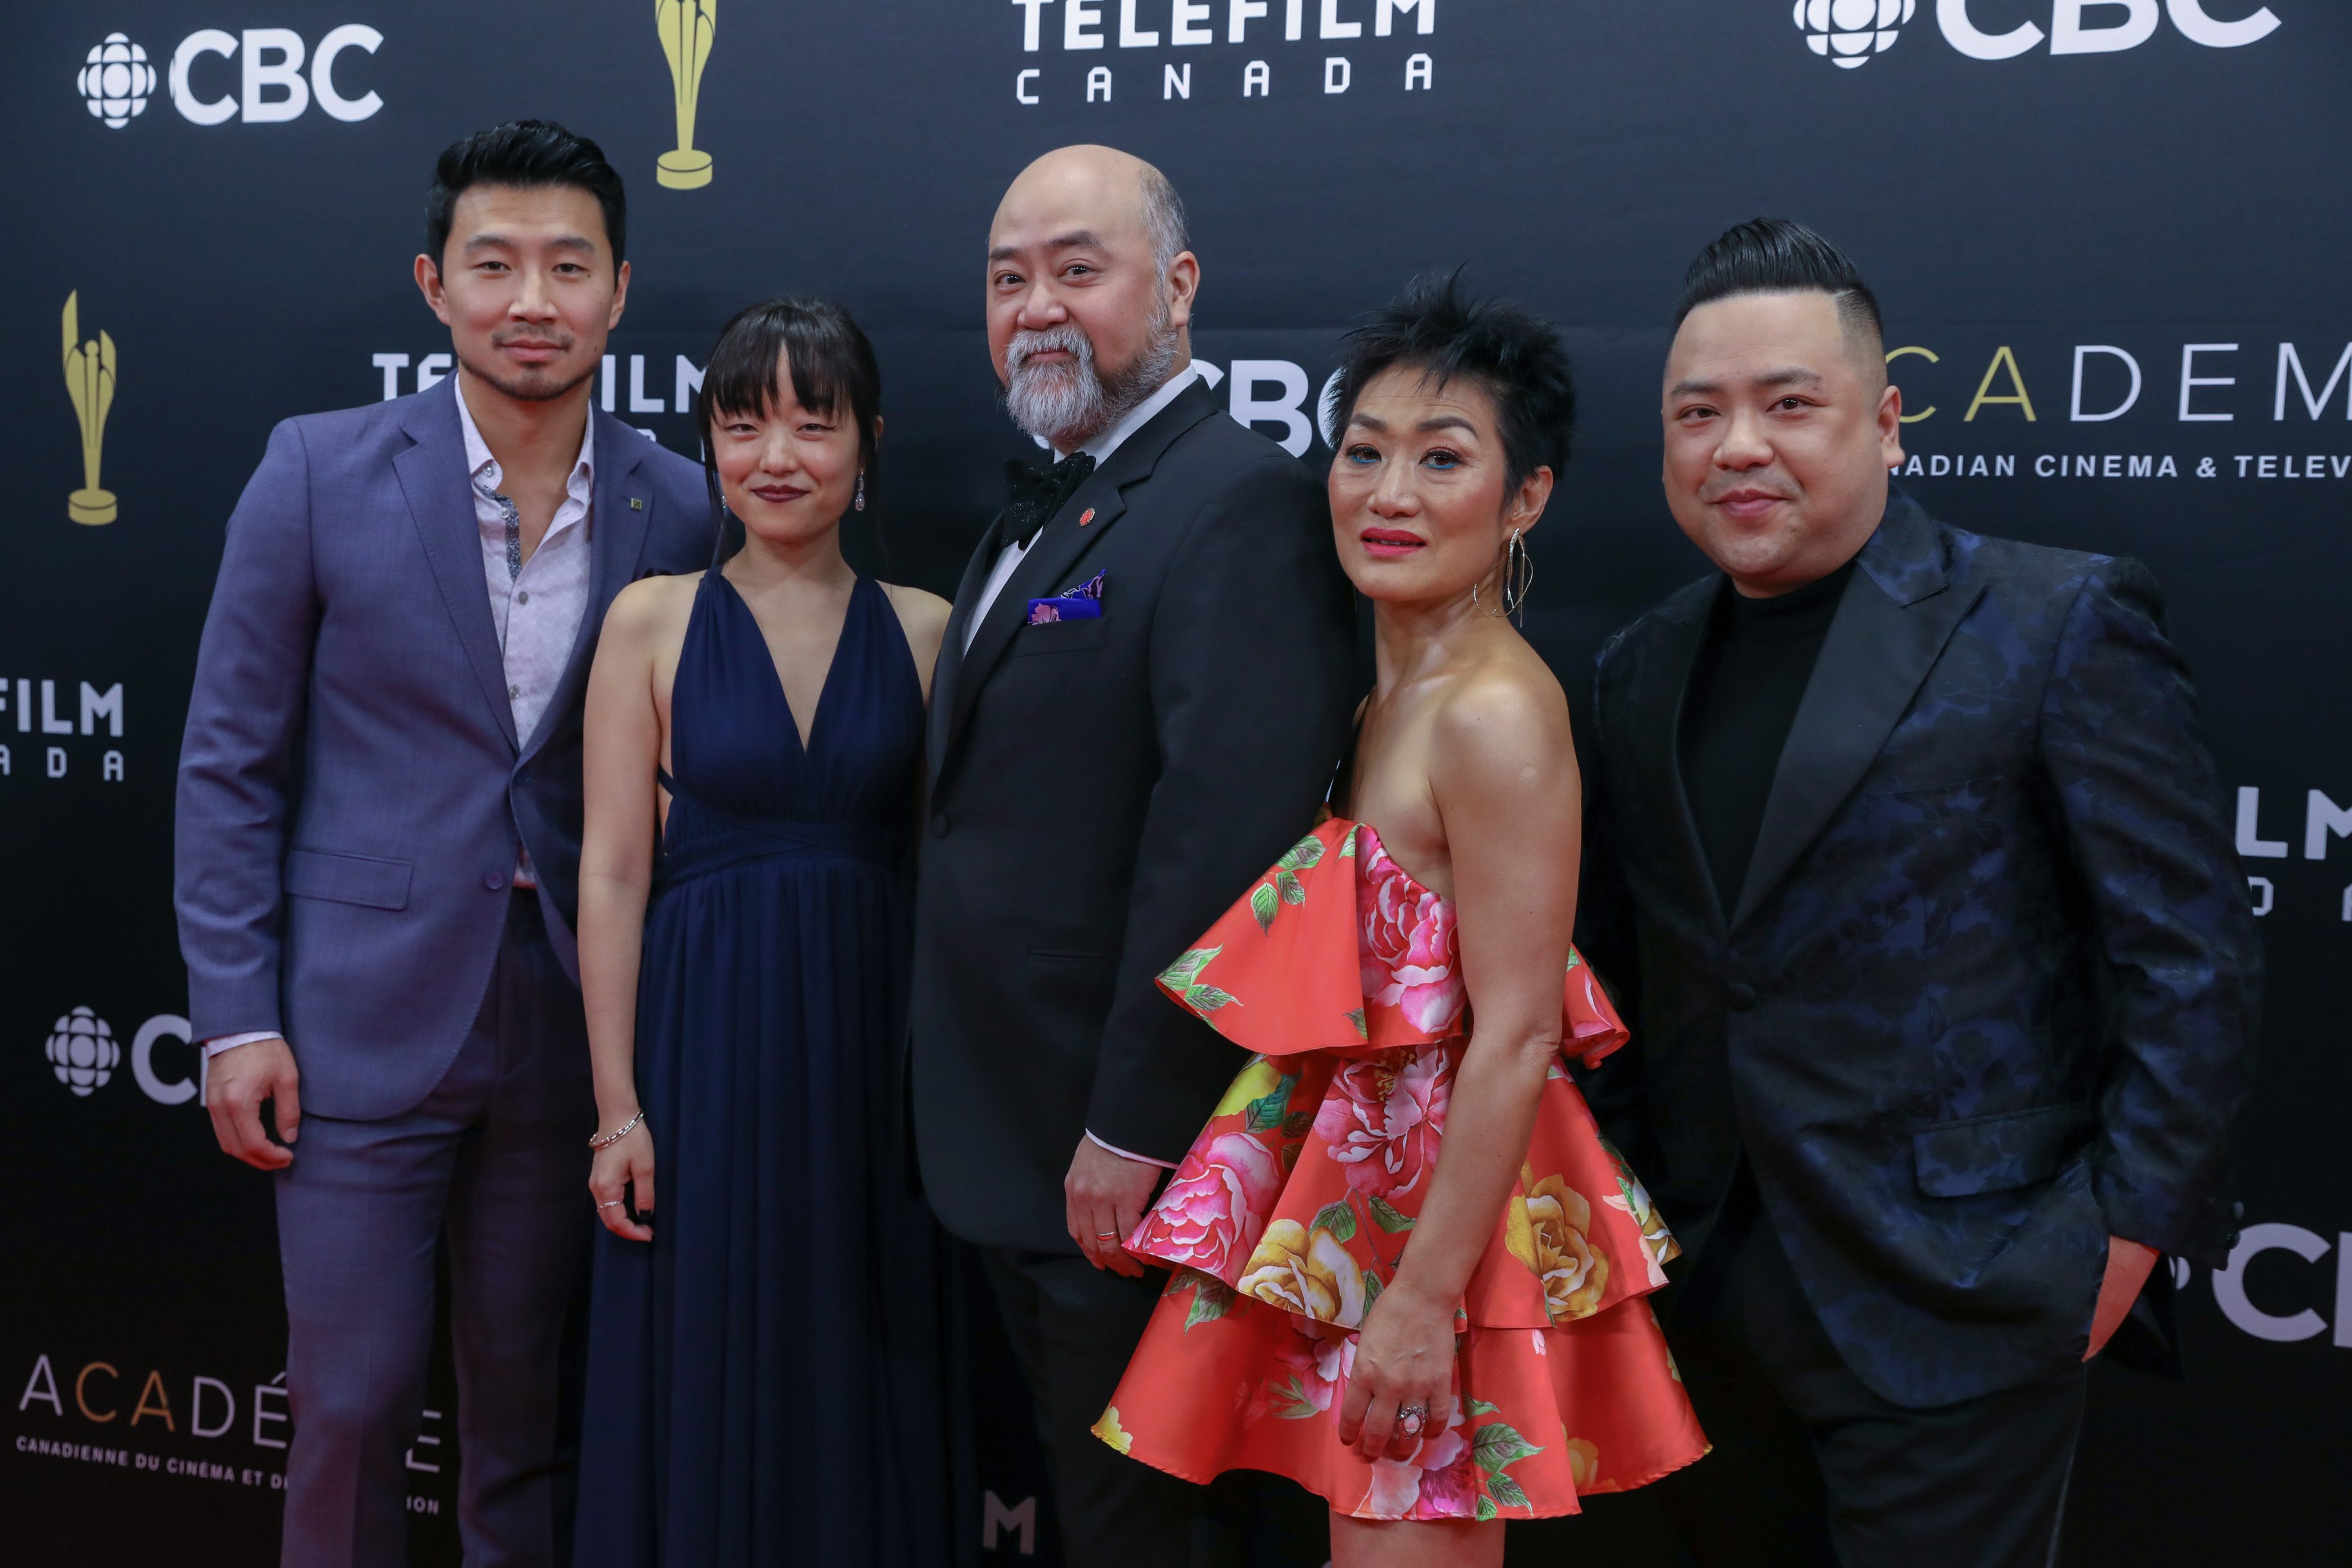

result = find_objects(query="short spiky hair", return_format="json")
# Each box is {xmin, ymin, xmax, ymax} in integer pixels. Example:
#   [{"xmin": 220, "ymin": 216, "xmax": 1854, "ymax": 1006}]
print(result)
[
  {"xmin": 1673, "ymin": 217, "xmax": 1881, "ymax": 348},
  {"xmin": 426, "ymin": 119, "xmax": 627, "ymax": 267},
  {"xmin": 1329, "ymin": 271, "xmax": 1576, "ymax": 493}
]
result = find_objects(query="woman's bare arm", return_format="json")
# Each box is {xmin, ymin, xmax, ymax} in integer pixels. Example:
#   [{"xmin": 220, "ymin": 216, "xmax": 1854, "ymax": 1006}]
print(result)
[
  {"xmin": 578, "ymin": 576, "xmax": 678, "ymax": 1241},
  {"xmin": 1337, "ymin": 663, "xmax": 1581, "ymax": 1460}
]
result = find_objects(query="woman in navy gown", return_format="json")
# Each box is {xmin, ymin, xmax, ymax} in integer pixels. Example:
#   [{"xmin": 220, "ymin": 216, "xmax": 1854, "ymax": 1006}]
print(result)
[{"xmin": 573, "ymin": 298, "xmax": 955, "ymax": 1564}]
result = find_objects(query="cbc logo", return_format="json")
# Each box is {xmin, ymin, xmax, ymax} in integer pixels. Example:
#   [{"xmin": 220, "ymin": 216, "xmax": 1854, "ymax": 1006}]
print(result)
[
  {"xmin": 77, "ymin": 34, "xmax": 158, "ymax": 128},
  {"xmin": 78, "ymin": 26, "xmax": 384, "ymax": 128},
  {"xmin": 1794, "ymin": 0, "xmax": 1917, "ymax": 70},
  {"xmin": 41, "ymin": 1008, "xmax": 203, "ymax": 1106}
]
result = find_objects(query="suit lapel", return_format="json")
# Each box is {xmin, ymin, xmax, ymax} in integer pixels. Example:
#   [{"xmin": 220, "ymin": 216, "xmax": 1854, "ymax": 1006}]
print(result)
[
  {"xmin": 926, "ymin": 512, "xmax": 1010, "ymax": 787},
  {"xmin": 1630, "ymin": 578, "xmax": 1730, "ymax": 933},
  {"xmin": 937, "ymin": 380, "xmax": 1220, "ymax": 779},
  {"xmin": 395, "ymin": 379, "xmax": 518, "ymax": 752},
  {"xmin": 1731, "ymin": 500, "xmax": 1983, "ymax": 929},
  {"xmin": 520, "ymin": 413, "xmax": 656, "ymax": 762}
]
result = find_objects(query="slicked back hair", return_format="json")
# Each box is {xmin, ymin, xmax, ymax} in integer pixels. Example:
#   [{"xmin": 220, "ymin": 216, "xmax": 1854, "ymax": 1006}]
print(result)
[
  {"xmin": 426, "ymin": 119, "xmax": 627, "ymax": 268},
  {"xmin": 694, "ymin": 297, "xmax": 885, "ymax": 559},
  {"xmin": 1673, "ymin": 217, "xmax": 1883, "ymax": 354},
  {"xmin": 1330, "ymin": 271, "xmax": 1576, "ymax": 496}
]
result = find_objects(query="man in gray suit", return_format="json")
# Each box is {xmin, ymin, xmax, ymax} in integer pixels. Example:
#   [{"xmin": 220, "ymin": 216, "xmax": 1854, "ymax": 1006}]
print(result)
[{"xmin": 175, "ymin": 121, "xmax": 709, "ymax": 1567}]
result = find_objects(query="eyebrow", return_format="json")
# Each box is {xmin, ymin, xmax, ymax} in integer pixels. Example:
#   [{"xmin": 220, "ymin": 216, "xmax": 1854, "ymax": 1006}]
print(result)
[
  {"xmin": 988, "ymin": 230, "xmax": 1106, "ymax": 264},
  {"xmin": 462, "ymin": 232, "xmax": 596, "ymax": 255},
  {"xmin": 1668, "ymin": 366, "xmax": 1825, "ymax": 398},
  {"xmin": 1347, "ymin": 412, "xmax": 1482, "ymax": 436}
]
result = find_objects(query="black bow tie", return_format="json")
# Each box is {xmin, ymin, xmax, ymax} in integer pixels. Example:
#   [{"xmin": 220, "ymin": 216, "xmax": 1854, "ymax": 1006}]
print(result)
[{"xmin": 1002, "ymin": 453, "xmax": 1097, "ymax": 549}]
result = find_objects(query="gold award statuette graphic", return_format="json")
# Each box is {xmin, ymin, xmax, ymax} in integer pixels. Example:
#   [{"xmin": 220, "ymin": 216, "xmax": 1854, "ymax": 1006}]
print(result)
[
  {"xmin": 656, "ymin": 0, "xmax": 718, "ymax": 189},
  {"xmin": 61, "ymin": 291, "xmax": 117, "ymax": 525}
]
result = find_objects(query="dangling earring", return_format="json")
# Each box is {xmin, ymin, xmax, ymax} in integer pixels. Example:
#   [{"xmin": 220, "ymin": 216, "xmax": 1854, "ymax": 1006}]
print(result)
[
  {"xmin": 854, "ymin": 472, "xmax": 867, "ymax": 512},
  {"xmin": 1502, "ymin": 527, "xmax": 1534, "ymax": 620}
]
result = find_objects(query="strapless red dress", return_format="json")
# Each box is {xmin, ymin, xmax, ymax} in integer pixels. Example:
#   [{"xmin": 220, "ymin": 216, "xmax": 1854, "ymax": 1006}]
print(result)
[{"xmin": 1092, "ymin": 819, "xmax": 1708, "ymax": 1522}]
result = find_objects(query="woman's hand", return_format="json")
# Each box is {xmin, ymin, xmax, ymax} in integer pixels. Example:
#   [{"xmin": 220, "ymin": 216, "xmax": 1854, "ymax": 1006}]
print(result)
[
  {"xmin": 1337, "ymin": 1279, "xmax": 1457, "ymax": 1464},
  {"xmin": 589, "ymin": 1119, "xmax": 656, "ymax": 1243}
]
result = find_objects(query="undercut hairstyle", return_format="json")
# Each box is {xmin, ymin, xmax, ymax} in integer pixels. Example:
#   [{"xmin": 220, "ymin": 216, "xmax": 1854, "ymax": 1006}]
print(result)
[
  {"xmin": 1329, "ymin": 271, "xmax": 1577, "ymax": 495},
  {"xmin": 426, "ymin": 120, "xmax": 627, "ymax": 268},
  {"xmin": 694, "ymin": 297, "xmax": 886, "ymax": 554},
  {"xmin": 1139, "ymin": 162, "xmax": 1190, "ymax": 277},
  {"xmin": 1673, "ymin": 217, "xmax": 1883, "ymax": 352}
]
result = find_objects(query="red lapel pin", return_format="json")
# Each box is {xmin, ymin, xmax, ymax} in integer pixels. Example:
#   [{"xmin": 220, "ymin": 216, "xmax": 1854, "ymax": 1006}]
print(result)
[{"xmin": 1079, "ymin": 507, "xmax": 1096, "ymax": 526}]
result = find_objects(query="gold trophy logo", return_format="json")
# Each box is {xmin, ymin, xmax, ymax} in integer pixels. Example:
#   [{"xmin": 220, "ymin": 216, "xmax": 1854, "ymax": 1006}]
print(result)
[
  {"xmin": 655, "ymin": 0, "xmax": 718, "ymax": 190},
  {"xmin": 61, "ymin": 291, "xmax": 117, "ymax": 526}
]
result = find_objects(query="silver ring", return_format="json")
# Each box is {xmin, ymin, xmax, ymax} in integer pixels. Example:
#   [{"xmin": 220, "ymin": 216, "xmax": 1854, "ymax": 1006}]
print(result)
[
  {"xmin": 1397, "ymin": 1404, "xmax": 1427, "ymax": 1437},
  {"xmin": 597, "ymin": 1200, "xmax": 625, "ymax": 1210},
  {"xmin": 1095, "ymin": 1231, "xmax": 1121, "ymax": 1242}
]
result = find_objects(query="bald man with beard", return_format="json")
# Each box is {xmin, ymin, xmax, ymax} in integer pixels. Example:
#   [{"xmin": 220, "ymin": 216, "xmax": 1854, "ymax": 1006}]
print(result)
[{"xmin": 908, "ymin": 146, "xmax": 1355, "ymax": 1563}]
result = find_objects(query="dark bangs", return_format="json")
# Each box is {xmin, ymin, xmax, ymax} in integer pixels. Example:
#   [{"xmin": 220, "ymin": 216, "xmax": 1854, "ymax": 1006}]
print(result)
[{"xmin": 693, "ymin": 297, "xmax": 885, "ymax": 557}]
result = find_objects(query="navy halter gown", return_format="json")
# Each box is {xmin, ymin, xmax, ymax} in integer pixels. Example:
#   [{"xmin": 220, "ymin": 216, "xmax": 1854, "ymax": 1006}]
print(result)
[{"xmin": 578, "ymin": 568, "xmax": 951, "ymax": 1565}]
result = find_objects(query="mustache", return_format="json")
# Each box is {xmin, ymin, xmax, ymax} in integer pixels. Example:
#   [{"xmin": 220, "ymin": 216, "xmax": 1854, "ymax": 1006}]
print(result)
[
  {"xmin": 1004, "ymin": 323, "xmax": 1094, "ymax": 377},
  {"xmin": 491, "ymin": 327, "xmax": 576, "ymax": 349}
]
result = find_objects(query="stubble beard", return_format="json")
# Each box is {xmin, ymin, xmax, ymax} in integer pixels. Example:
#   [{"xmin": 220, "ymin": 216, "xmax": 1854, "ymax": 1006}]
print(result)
[
  {"xmin": 1002, "ymin": 302, "xmax": 1179, "ymax": 453},
  {"xmin": 456, "ymin": 338, "xmax": 596, "ymax": 406}
]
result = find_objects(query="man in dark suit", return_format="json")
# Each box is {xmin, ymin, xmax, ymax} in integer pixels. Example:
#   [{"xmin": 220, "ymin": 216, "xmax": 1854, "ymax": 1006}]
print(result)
[
  {"xmin": 176, "ymin": 123, "xmax": 709, "ymax": 1566},
  {"xmin": 1579, "ymin": 219, "xmax": 2260, "ymax": 1568},
  {"xmin": 909, "ymin": 145, "xmax": 1356, "ymax": 1565}
]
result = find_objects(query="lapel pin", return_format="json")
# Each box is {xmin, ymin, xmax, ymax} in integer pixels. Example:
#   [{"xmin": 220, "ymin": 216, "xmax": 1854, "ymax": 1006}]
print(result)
[
  {"xmin": 629, "ymin": 496, "xmax": 644, "ymax": 510},
  {"xmin": 1079, "ymin": 507, "xmax": 1096, "ymax": 526}
]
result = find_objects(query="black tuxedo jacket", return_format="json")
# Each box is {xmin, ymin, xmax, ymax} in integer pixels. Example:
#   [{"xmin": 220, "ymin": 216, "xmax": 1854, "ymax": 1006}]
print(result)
[
  {"xmin": 1579, "ymin": 496, "xmax": 2260, "ymax": 1407},
  {"xmin": 909, "ymin": 380, "xmax": 1357, "ymax": 1251}
]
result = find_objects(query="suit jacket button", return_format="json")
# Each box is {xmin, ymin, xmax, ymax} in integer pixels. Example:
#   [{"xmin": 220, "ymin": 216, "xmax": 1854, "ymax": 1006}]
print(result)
[
  {"xmin": 930, "ymin": 813, "xmax": 950, "ymax": 839},
  {"xmin": 1725, "ymin": 981, "xmax": 1759, "ymax": 1012},
  {"xmin": 484, "ymin": 870, "xmax": 507, "ymax": 891}
]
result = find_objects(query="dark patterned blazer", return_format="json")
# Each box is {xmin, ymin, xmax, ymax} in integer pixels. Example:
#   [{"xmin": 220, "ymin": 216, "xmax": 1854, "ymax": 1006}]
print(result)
[{"xmin": 1581, "ymin": 494, "xmax": 2260, "ymax": 1408}]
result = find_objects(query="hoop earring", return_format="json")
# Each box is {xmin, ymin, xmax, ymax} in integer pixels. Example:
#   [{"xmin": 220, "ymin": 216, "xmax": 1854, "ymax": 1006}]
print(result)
[
  {"xmin": 854, "ymin": 472, "xmax": 867, "ymax": 512},
  {"xmin": 1502, "ymin": 527, "xmax": 1534, "ymax": 620}
]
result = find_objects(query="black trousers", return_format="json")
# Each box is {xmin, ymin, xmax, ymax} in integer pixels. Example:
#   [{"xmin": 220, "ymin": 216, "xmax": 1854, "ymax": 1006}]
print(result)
[
  {"xmin": 1655, "ymin": 1170, "xmax": 2087, "ymax": 1568},
  {"xmin": 978, "ymin": 1249, "xmax": 1326, "ymax": 1568}
]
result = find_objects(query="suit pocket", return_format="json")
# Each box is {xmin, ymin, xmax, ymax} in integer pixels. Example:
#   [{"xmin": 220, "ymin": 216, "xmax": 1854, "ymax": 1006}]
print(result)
[
  {"xmin": 284, "ymin": 848, "xmax": 413, "ymax": 911},
  {"xmin": 1912, "ymin": 1102, "xmax": 2093, "ymax": 1197},
  {"xmin": 1008, "ymin": 618, "xmax": 1110, "ymax": 656}
]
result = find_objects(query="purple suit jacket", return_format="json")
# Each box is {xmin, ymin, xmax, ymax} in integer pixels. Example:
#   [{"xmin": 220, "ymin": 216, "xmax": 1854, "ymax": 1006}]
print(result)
[{"xmin": 175, "ymin": 377, "xmax": 710, "ymax": 1120}]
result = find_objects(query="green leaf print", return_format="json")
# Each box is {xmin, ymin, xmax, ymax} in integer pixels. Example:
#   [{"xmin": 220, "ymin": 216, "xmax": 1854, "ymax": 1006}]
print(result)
[
  {"xmin": 1184, "ymin": 1277, "xmax": 1235, "ymax": 1331},
  {"xmin": 1311, "ymin": 1199, "xmax": 1357, "ymax": 1244},
  {"xmin": 1185, "ymin": 985, "xmax": 1237, "ymax": 1015},
  {"xmin": 1280, "ymin": 1110, "xmax": 1316, "ymax": 1139},
  {"xmin": 1472, "ymin": 1421, "xmax": 1544, "ymax": 1473},
  {"xmin": 1485, "ymin": 1472, "xmax": 1530, "ymax": 1511},
  {"xmin": 1281, "ymin": 832, "xmax": 1326, "ymax": 871},
  {"xmin": 1161, "ymin": 946, "xmax": 1220, "ymax": 988},
  {"xmin": 1271, "ymin": 1375, "xmax": 1324, "ymax": 1420},
  {"xmin": 1360, "ymin": 1271, "xmax": 1383, "ymax": 1311},
  {"xmin": 1475, "ymin": 1496, "xmax": 1499, "ymax": 1524},
  {"xmin": 1339, "ymin": 828, "xmax": 1358, "ymax": 857},
  {"xmin": 1347, "ymin": 1007, "xmax": 1367, "ymax": 1041},
  {"xmin": 1245, "ymin": 1083, "xmax": 1293, "ymax": 1133},
  {"xmin": 1465, "ymin": 1398, "xmax": 1502, "ymax": 1417},
  {"xmin": 1276, "ymin": 870, "xmax": 1306, "ymax": 906},
  {"xmin": 1250, "ymin": 883, "xmax": 1279, "ymax": 932},
  {"xmin": 1368, "ymin": 1195, "xmax": 1415, "ymax": 1233}
]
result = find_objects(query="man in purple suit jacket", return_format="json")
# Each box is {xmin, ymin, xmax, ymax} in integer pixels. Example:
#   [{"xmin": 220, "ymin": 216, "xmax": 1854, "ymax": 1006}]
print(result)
[{"xmin": 175, "ymin": 122, "xmax": 709, "ymax": 1567}]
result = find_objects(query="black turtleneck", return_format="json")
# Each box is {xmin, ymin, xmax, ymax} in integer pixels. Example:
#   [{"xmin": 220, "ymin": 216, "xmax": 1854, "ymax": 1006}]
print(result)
[{"xmin": 1678, "ymin": 560, "xmax": 1857, "ymax": 918}]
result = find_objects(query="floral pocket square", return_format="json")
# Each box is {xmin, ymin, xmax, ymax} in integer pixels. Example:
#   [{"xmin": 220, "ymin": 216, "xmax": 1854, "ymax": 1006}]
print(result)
[{"xmin": 1027, "ymin": 571, "xmax": 1107, "ymax": 624}]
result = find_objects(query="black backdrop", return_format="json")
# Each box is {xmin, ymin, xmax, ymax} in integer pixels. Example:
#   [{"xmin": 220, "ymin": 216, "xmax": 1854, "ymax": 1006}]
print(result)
[{"xmin": 5, "ymin": 3, "xmax": 2346, "ymax": 1562}]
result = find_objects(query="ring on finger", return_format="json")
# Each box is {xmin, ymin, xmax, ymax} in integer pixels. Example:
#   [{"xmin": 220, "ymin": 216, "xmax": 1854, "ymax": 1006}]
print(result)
[
  {"xmin": 597, "ymin": 1200, "xmax": 625, "ymax": 1210},
  {"xmin": 1397, "ymin": 1403, "xmax": 1427, "ymax": 1438}
]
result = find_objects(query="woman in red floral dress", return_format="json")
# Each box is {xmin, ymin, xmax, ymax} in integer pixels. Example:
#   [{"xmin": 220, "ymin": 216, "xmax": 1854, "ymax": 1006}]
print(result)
[{"xmin": 1093, "ymin": 277, "xmax": 1707, "ymax": 1565}]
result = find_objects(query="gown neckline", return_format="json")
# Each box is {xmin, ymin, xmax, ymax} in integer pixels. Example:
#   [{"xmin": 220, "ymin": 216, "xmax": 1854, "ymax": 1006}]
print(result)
[{"xmin": 709, "ymin": 567, "xmax": 868, "ymax": 756}]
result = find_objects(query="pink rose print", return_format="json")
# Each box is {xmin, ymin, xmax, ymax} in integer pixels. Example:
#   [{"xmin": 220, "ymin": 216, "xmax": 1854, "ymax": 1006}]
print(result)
[
  {"xmin": 1358, "ymin": 838, "xmax": 1465, "ymax": 1033},
  {"xmin": 1314, "ymin": 1046, "xmax": 1452, "ymax": 1200},
  {"xmin": 1141, "ymin": 1132, "xmax": 1283, "ymax": 1277},
  {"xmin": 1360, "ymin": 1403, "xmax": 1473, "ymax": 1520}
]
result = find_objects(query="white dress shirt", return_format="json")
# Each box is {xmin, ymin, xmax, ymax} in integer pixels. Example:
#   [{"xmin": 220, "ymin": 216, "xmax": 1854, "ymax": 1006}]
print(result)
[
  {"xmin": 961, "ymin": 366, "xmax": 1202, "ymax": 1170},
  {"xmin": 961, "ymin": 364, "xmax": 1199, "ymax": 654},
  {"xmin": 207, "ymin": 384, "xmax": 596, "ymax": 1059}
]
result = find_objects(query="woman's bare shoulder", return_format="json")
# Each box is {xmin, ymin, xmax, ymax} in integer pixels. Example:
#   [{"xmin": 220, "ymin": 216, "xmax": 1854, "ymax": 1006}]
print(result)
[
  {"xmin": 1429, "ymin": 648, "xmax": 1574, "ymax": 789},
  {"xmin": 879, "ymin": 580, "xmax": 954, "ymax": 640},
  {"xmin": 603, "ymin": 571, "xmax": 701, "ymax": 647}
]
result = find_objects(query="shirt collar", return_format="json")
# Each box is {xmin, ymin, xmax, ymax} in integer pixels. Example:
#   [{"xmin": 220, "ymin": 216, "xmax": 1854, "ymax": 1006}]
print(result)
[
  {"xmin": 454, "ymin": 373, "xmax": 596, "ymax": 495},
  {"xmin": 1061, "ymin": 362, "xmax": 1198, "ymax": 466}
]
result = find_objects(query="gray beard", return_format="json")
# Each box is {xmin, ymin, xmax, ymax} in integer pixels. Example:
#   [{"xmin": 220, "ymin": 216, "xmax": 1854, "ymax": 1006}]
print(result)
[{"xmin": 1003, "ymin": 313, "xmax": 1179, "ymax": 452}]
